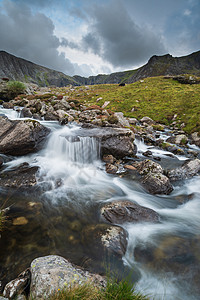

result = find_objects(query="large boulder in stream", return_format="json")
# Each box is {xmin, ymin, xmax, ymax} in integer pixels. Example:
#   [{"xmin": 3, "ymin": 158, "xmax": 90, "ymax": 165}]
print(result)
[
  {"xmin": 0, "ymin": 116, "xmax": 50, "ymax": 156},
  {"xmin": 80, "ymin": 127, "xmax": 136, "ymax": 159},
  {"xmin": 133, "ymin": 159, "xmax": 173, "ymax": 194},
  {"xmin": 167, "ymin": 158, "xmax": 200, "ymax": 181},
  {"xmin": 101, "ymin": 200, "xmax": 159, "ymax": 225},
  {"xmin": 30, "ymin": 255, "xmax": 106, "ymax": 299}
]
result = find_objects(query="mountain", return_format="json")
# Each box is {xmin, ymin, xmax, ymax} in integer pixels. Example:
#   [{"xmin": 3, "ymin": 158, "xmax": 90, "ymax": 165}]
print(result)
[
  {"xmin": 0, "ymin": 50, "xmax": 200, "ymax": 87},
  {"xmin": 0, "ymin": 51, "xmax": 78, "ymax": 87},
  {"xmin": 75, "ymin": 51, "xmax": 200, "ymax": 85}
]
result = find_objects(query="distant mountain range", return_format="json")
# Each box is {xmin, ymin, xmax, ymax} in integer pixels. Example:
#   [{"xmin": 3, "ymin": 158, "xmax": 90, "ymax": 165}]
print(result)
[{"xmin": 0, "ymin": 50, "xmax": 200, "ymax": 87}]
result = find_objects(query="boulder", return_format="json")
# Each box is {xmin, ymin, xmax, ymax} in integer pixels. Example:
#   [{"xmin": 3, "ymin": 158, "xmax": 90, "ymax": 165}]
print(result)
[
  {"xmin": 166, "ymin": 134, "xmax": 188, "ymax": 145},
  {"xmin": 30, "ymin": 255, "xmax": 106, "ymax": 299},
  {"xmin": 113, "ymin": 112, "xmax": 130, "ymax": 127},
  {"xmin": 78, "ymin": 126, "xmax": 136, "ymax": 159},
  {"xmin": 21, "ymin": 107, "xmax": 32, "ymax": 118},
  {"xmin": 133, "ymin": 159, "xmax": 173, "ymax": 194},
  {"xmin": 142, "ymin": 173, "xmax": 173, "ymax": 195},
  {"xmin": 134, "ymin": 159, "xmax": 163, "ymax": 176},
  {"xmin": 2, "ymin": 102, "xmax": 14, "ymax": 109},
  {"xmin": 167, "ymin": 159, "xmax": 200, "ymax": 181},
  {"xmin": 82, "ymin": 224, "xmax": 127, "ymax": 257},
  {"xmin": 140, "ymin": 116, "xmax": 155, "ymax": 125},
  {"xmin": 101, "ymin": 200, "xmax": 159, "ymax": 225},
  {"xmin": 190, "ymin": 132, "xmax": 200, "ymax": 147},
  {"xmin": 0, "ymin": 116, "xmax": 50, "ymax": 155}
]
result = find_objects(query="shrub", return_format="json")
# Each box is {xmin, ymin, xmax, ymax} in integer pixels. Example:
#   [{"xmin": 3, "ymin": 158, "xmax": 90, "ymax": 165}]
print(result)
[{"xmin": 6, "ymin": 81, "xmax": 26, "ymax": 100}]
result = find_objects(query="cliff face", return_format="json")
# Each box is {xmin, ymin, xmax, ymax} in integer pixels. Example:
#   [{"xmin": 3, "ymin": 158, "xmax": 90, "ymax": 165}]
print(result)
[
  {"xmin": 0, "ymin": 51, "xmax": 78, "ymax": 87},
  {"xmin": 0, "ymin": 50, "xmax": 200, "ymax": 87}
]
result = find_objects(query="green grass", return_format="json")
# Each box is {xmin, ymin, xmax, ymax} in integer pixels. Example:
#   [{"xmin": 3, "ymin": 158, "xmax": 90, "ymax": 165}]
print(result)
[
  {"xmin": 63, "ymin": 76, "xmax": 200, "ymax": 134},
  {"xmin": 48, "ymin": 278, "xmax": 149, "ymax": 300}
]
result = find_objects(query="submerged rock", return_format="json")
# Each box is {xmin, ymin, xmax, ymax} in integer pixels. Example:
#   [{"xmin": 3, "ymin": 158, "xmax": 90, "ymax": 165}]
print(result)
[
  {"xmin": 0, "ymin": 116, "xmax": 50, "ymax": 155},
  {"xmin": 101, "ymin": 200, "xmax": 159, "ymax": 225},
  {"xmin": 0, "ymin": 163, "xmax": 39, "ymax": 188},
  {"xmin": 82, "ymin": 224, "xmax": 127, "ymax": 257},
  {"xmin": 167, "ymin": 159, "xmax": 200, "ymax": 181},
  {"xmin": 30, "ymin": 255, "xmax": 106, "ymax": 299}
]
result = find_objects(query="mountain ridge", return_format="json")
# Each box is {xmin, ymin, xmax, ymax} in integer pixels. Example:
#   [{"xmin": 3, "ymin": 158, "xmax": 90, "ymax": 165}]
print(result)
[{"xmin": 0, "ymin": 50, "xmax": 200, "ymax": 87}]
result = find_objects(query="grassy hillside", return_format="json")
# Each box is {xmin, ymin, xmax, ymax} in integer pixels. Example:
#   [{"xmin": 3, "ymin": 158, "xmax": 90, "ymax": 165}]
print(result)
[{"xmin": 64, "ymin": 76, "xmax": 200, "ymax": 134}]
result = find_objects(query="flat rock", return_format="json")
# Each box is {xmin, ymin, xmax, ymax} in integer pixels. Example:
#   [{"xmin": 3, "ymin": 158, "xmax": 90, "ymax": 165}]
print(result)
[
  {"xmin": 101, "ymin": 200, "xmax": 159, "ymax": 225},
  {"xmin": 0, "ymin": 116, "xmax": 50, "ymax": 156},
  {"xmin": 30, "ymin": 255, "xmax": 106, "ymax": 299}
]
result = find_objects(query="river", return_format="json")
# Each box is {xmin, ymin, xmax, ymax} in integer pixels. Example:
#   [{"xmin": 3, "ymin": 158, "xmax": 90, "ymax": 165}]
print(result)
[{"xmin": 0, "ymin": 106, "xmax": 200, "ymax": 299}]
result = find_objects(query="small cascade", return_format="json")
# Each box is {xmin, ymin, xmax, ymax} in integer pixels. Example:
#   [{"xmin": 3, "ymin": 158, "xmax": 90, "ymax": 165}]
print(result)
[
  {"xmin": 0, "ymin": 105, "xmax": 20, "ymax": 119},
  {"xmin": 46, "ymin": 128, "xmax": 100, "ymax": 165}
]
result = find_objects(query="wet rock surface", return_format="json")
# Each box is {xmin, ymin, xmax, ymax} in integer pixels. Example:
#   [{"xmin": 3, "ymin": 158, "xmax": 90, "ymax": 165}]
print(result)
[
  {"xmin": 0, "ymin": 116, "xmax": 50, "ymax": 155},
  {"xmin": 0, "ymin": 163, "xmax": 39, "ymax": 188},
  {"xmin": 101, "ymin": 200, "xmax": 160, "ymax": 225},
  {"xmin": 142, "ymin": 172, "xmax": 173, "ymax": 194}
]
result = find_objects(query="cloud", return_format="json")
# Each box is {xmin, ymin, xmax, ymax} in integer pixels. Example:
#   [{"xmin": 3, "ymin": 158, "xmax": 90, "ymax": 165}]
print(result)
[
  {"xmin": 78, "ymin": 0, "xmax": 166, "ymax": 68},
  {"xmin": 0, "ymin": 0, "xmax": 88, "ymax": 75}
]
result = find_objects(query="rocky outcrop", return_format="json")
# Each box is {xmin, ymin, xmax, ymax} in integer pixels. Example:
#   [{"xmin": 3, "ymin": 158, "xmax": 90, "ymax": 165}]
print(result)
[
  {"xmin": 0, "ymin": 116, "xmax": 50, "ymax": 155},
  {"xmin": 167, "ymin": 159, "xmax": 200, "ymax": 181},
  {"xmin": 101, "ymin": 200, "xmax": 159, "ymax": 225},
  {"xmin": 30, "ymin": 255, "xmax": 106, "ymax": 299}
]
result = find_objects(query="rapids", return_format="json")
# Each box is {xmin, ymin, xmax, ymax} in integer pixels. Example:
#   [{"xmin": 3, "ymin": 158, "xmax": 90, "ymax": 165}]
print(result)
[{"xmin": 0, "ymin": 106, "xmax": 200, "ymax": 299}]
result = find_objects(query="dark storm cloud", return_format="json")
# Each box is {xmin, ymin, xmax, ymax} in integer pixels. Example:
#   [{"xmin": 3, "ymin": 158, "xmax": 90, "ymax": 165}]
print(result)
[
  {"xmin": 0, "ymin": 0, "xmax": 82, "ymax": 75},
  {"xmin": 80, "ymin": 0, "xmax": 166, "ymax": 67}
]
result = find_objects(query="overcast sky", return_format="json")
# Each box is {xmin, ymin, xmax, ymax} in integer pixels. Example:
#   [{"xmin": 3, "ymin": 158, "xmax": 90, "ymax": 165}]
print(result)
[{"xmin": 0, "ymin": 0, "xmax": 199, "ymax": 76}]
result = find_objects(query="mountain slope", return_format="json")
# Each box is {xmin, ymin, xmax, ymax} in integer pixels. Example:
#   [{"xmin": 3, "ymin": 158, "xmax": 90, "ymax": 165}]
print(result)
[
  {"xmin": 0, "ymin": 51, "xmax": 78, "ymax": 87},
  {"xmin": 74, "ymin": 51, "xmax": 200, "ymax": 85},
  {"xmin": 0, "ymin": 50, "xmax": 199, "ymax": 87}
]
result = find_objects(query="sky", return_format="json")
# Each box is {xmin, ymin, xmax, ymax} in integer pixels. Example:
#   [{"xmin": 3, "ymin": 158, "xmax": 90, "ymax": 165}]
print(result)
[{"xmin": 0, "ymin": 0, "xmax": 199, "ymax": 77}]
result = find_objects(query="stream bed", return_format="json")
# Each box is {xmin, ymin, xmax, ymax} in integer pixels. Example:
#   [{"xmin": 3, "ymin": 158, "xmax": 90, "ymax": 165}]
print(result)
[{"xmin": 0, "ymin": 106, "xmax": 200, "ymax": 299}]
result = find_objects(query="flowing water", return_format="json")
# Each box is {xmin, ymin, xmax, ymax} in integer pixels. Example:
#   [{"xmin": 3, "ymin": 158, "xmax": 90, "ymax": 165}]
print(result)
[{"xmin": 0, "ymin": 106, "xmax": 200, "ymax": 299}]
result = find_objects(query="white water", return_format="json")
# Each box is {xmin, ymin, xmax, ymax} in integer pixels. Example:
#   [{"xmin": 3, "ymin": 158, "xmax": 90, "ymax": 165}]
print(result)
[{"xmin": 1, "ymin": 107, "xmax": 200, "ymax": 299}]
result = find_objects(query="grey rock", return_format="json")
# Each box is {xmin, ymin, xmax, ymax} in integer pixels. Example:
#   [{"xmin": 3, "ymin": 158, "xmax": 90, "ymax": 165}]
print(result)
[
  {"xmin": 140, "ymin": 116, "xmax": 155, "ymax": 125},
  {"xmin": 190, "ymin": 132, "xmax": 200, "ymax": 147},
  {"xmin": 134, "ymin": 159, "xmax": 163, "ymax": 176},
  {"xmin": 101, "ymin": 200, "xmax": 159, "ymax": 225},
  {"xmin": 30, "ymin": 255, "xmax": 106, "ymax": 299},
  {"xmin": 142, "ymin": 172, "xmax": 173, "ymax": 194},
  {"xmin": 166, "ymin": 134, "xmax": 188, "ymax": 145},
  {"xmin": 0, "ymin": 116, "xmax": 50, "ymax": 155},
  {"xmin": 167, "ymin": 159, "xmax": 200, "ymax": 181},
  {"xmin": 21, "ymin": 107, "xmax": 32, "ymax": 118},
  {"xmin": 114, "ymin": 112, "xmax": 130, "ymax": 127}
]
